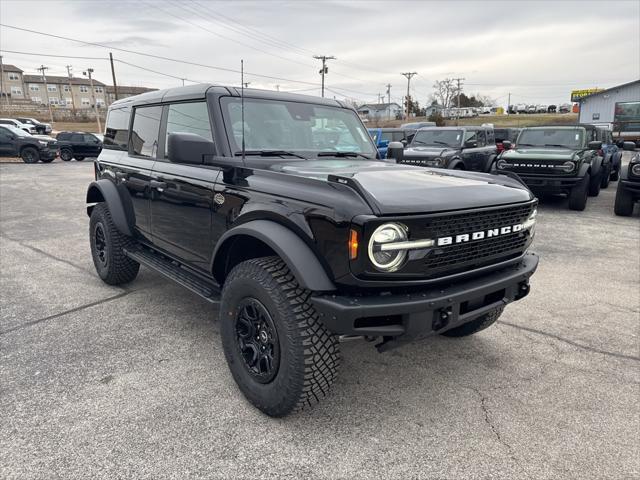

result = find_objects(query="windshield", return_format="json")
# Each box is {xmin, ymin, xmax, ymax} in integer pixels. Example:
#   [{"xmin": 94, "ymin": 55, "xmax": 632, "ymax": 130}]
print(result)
[
  {"xmin": 411, "ymin": 129, "xmax": 462, "ymax": 147},
  {"xmin": 221, "ymin": 97, "xmax": 376, "ymax": 158},
  {"xmin": 6, "ymin": 125, "xmax": 29, "ymax": 137},
  {"xmin": 517, "ymin": 128, "xmax": 584, "ymax": 148}
]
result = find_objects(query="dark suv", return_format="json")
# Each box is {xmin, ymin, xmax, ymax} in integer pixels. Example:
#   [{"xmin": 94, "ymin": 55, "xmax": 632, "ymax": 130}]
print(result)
[
  {"xmin": 87, "ymin": 85, "xmax": 538, "ymax": 416},
  {"xmin": 57, "ymin": 132, "xmax": 103, "ymax": 161},
  {"xmin": 614, "ymin": 149, "xmax": 640, "ymax": 216},
  {"xmin": 399, "ymin": 126, "xmax": 498, "ymax": 171},
  {"xmin": 496, "ymin": 125, "xmax": 604, "ymax": 210},
  {"xmin": 15, "ymin": 117, "xmax": 52, "ymax": 135},
  {"xmin": 494, "ymin": 128, "xmax": 520, "ymax": 154},
  {"xmin": 0, "ymin": 125, "xmax": 57, "ymax": 163}
]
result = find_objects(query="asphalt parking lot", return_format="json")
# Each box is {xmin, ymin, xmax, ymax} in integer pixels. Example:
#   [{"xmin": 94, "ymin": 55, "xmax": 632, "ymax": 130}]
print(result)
[{"xmin": 1, "ymin": 157, "xmax": 638, "ymax": 479}]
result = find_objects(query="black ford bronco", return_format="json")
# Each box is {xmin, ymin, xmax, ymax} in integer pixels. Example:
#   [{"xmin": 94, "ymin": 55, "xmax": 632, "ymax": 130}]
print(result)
[
  {"xmin": 495, "ymin": 125, "xmax": 604, "ymax": 211},
  {"xmin": 614, "ymin": 150, "xmax": 640, "ymax": 216},
  {"xmin": 397, "ymin": 126, "xmax": 497, "ymax": 171},
  {"xmin": 87, "ymin": 85, "xmax": 538, "ymax": 416}
]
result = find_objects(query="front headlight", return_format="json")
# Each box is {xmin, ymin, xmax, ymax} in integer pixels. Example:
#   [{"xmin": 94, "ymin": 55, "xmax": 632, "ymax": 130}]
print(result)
[
  {"xmin": 38, "ymin": 140, "xmax": 48, "ymax": 146},
  {"xmin": 560, "ymin": 161, "xmax": 575, "ymax": 172},
  {"xmin": 631, "ymin": 163, "xmax": 640, "ymax": 176},
  {"xmin": 427, "ymin": 157, "xmax": 443, "ymax": 167},
  {"xmin": 497, "ymin": 159, "xmax": 508, "ymax": 169},
  {"xmin": 368, "ymin": 223, "xmax": 408, "ymax": 272},
  {"xmin": 524, "ymin": 208, "xmax": 537, "ymax": 238}
]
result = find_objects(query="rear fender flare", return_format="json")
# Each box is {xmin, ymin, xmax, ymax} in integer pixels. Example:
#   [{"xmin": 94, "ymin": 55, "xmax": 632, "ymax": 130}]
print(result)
[{"xmin": 86, "ymin": 179, "xmax": 135, "ymax": 237}]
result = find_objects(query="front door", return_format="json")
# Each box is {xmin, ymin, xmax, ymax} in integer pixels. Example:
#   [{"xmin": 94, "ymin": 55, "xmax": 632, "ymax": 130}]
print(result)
[{"xmin": 0, "ymin": 127, "xmax": 17, "ymax": 156}]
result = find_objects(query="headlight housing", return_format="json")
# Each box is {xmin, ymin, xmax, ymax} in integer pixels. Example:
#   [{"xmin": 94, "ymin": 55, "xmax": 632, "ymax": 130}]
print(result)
[
  {"xmin": 560, "ymin": 161, "xmax": 575, "ymax": 172},
  {"xmin": 426, "ymin": 157, "xmax": 443, "ymax": 167},
  {"xmin": 38, "ymin": 140, "xmax": 48, "ymax": 146},
  {"xmin": 631, "ymin": 163, "xmax": 640, "ymax": 176},
  {"xmin": 496, "ymin": 159, "xmax": 508, "ymax": 169},
  {"xmin": 368, "ymin": 223, "xmax": 408, "ymax": 272},
  {"xmin": 524, "ymin": 208, "xmax": 537, "ymax": 237}
]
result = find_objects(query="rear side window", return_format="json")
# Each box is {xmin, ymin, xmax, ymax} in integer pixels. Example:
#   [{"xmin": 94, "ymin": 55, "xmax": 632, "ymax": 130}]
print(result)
[
  {"xmin": 70, "ymin": 134, "xmax": 84, "ymax": 142},
  {"xmin": 164, "ymin": 102, "xmax": 212, "ymax": 158},
  {"xmin": 104, "ymin": 106, "xmax": 131, "ymax": 151},
  {"xmin": 84, "ymin": 134, "xmax": 99, "ymax": 143},
  {"xmin": 130, "ymin": 106, "xmax": 162, "ymax": 158}
]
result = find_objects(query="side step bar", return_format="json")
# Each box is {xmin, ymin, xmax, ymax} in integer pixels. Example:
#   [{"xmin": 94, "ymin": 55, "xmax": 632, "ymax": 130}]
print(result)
[{"xmin": 124, "ymin": 246, "xmax": 221, "ymax": 303}]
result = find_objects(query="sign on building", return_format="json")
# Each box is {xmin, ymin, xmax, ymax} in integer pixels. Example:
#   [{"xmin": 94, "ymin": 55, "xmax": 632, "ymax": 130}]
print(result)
[{"xmin": 570, "ymin": 88, "xmax": 604, "ymax": 102}]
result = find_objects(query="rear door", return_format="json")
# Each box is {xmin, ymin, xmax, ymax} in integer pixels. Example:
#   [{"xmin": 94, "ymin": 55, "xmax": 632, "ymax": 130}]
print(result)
[{"xmin": 149, "ymin": 101, "xmax": 220, "ymax": 271}]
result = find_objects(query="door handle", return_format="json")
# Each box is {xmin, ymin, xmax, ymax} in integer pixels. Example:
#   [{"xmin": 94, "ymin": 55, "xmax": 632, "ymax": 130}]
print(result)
[{"xmin": 150, "ymin": 180, "xmax": 167, "ymax": 192}]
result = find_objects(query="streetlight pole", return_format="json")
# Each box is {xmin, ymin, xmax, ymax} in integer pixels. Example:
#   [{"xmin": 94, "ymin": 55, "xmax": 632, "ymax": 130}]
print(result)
[
  {"xmin": 401, "ymin": 72, "xmax": 417, "ymax": 120},
  {"xmin": 386, "ymin": 83, "xmax": 392, "ymax": 120},
  {"xmin": 313, "ymin": 55, "xmax": 335, "ymax": 97},
  {"xmin": 84, "ymin": 68, "xmax": 101, "ymax": 133}
]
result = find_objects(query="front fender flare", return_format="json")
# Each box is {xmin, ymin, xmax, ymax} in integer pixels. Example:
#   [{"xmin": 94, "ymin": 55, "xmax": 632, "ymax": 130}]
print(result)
[
  {"xmin": 86, "ymin": 179, "xmax": 134, "ymax": 237},
  {"xmin": 212, "ymin": 220, "xmax": 336, "ymax": 292}
]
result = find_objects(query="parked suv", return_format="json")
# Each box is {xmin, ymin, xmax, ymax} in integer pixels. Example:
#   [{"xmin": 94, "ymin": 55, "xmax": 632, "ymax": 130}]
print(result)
[
  {"xmin": 87, "ymin": 85, "xmax": 538, "ymax": 416},
  {"xmin": 0, "ymin": 125, "xmax": 57, "ymax": 163},
  {"xmin": 368, "ymin": 127, "xmax": 415, "ymax": 158},
  {"xmin": 57, "ymin": 131, "xmax": 103, "ymax": 161},
  {"xmin": 494, "ymin": 128, "xmax": 520, "ymax": 154},
  {"xmin": 614, "ymin": 147, "xmax": 640, "ymax": 216},
  {"xmin": 496, "ymin": 125, "xmax": 604, "ymax": 210},
  {"xmin": 15, "ymin": 117, "xmax": 52, "ymax": 135},
  {"xmin": 399, "ymin": 126, "xmax": 498, "ymax": 171},
  {"xmin": 595, "ymin": 126, "xmax": 623, "ymax": 182},
  {"xmin": 0, "ymin": 118, "xmax": 37, "ymax": 134}
]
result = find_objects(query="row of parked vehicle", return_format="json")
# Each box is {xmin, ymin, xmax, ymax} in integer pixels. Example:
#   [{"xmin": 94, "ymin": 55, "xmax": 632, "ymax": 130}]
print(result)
[
  {"xmin": 0, "ymin": 117, "xmax": 103, "ymax": 163},
  {"xmin": 370, "ymin": 124, "xmax": 638, "ymax": 216}
]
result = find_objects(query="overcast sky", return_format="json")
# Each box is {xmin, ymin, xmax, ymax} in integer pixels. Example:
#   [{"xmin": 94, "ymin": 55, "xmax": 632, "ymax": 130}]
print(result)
[{"xmin": 1, "ymin": 0, "xmax": 638, "ymax": 107}]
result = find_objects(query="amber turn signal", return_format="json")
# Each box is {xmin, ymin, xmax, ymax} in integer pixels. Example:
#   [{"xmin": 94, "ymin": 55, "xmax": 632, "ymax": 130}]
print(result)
[{"xmin": 349, "ymin": 229, "xmax": 359, "ymax": 260}]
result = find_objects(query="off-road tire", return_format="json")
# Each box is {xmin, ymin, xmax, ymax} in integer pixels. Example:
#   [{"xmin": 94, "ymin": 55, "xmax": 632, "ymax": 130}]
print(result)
[
  {"xmin": 600, "ymin": 164, "xmax": 611, "ymax": 189},
  {"xmin": 588, "ymin": 170, "xmax": 601, "ymax": 197},
  {"xmin": 614, "ymin": 185, "xmax": 634, "ymax": 216},
  {"xmin": 20, "ymin": 146, "xmax": 40, "ymax": 164},
  {"xmin": 220, "ymin": 256, "xmax": 340, "ymax": 417},
  {"xmin": 60, "ymin": 148, "xmax": 73, "ymax": 161},
  {"xmin": 568, "ymin": 174, "xmax": 589, "ymax": 211},
  {"xmin": 441, "ymin": 306, "xmax": 504, "ymax": 337},
  {"xmin": 89, "ymin": 203, "xmax": 140, "ymax": 285},
  {"xmin": 75, "ymin": 156, "xmax": 85, "ymax": 161},
  {"xmin": 610, "ymin": 168, "xmax": 620, "ymax": 181}
]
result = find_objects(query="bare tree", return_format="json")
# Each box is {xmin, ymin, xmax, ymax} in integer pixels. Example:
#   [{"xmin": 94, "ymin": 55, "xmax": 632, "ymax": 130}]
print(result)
[{"xmin": 432, "ymin": 78, "xmax": 456, "ymax": 108}]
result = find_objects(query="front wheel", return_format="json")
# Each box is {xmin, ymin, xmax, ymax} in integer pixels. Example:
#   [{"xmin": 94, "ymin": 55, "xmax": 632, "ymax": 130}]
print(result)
[
  {"xmin": 220, "ymin": 256, "xmax": 340, "ymax": 417},
  {"xmin": 588, "ymin": 170, "xmax": 602, "ymax": 197},
  {"xmin": 20, "ymin": 147, "xmax": 40, "ymax": 164},
  {"xmin": 568, "ymin": 174, "xmax": 589, "ymax": 211},
  {"xmin": 614, "ymin": 185, "xmax": 635, "ymax": 216},
  {"xmin": 60, "ymin": 148, "xmax": 73, "ymax": 161},
  {"xmin": 75, "ymin": 155, "xmax": 85, "ymax": 161},
  {"xmin": 441, "ymin": 306, "xmax": 503, "ymax": 337}
]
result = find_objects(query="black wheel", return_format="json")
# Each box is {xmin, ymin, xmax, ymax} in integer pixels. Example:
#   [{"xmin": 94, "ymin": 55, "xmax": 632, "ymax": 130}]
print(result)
[
  {"xmin": 600, "ymin": 164, "xmax": 611, "ymax": 189},
  {"xmin": 610, "ymin": 168, "xmax": 620, "ymax": 181},
  {"xmin": 75, "ymin": 156, "xmax": 85, "ymax": 161},
  {"xmin": 614, "ymin": 184, "xmax": 634, "ymax": 216},
  {"xmin": 60, "ymin": 148, "xmax": 73, "ymax": 161},
  {"xmin": 568, "ymin": 174, "xmax": 589, "ymax": 211},
  {"xmin": 588, "ymin": 170, "xmax": 601, "ymax": 197},
  {"xmin": 89, "ymin": 203, "xmax": 140, "ymax": 285},
  {"xmin": 441, "ymin": 306, "xmax": 503, "ymax": 337},
  {"xmin": 220, "ymin": 256, "xmax": 340, "ymax": 417},
  {"xmin": 20, "ymin": 147, "xmax": 40, "ymax": 164}
]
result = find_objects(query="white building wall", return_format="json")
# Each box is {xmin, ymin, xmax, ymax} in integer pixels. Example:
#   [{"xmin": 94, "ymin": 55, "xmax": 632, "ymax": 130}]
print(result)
[{"xmin": 578, "ymin": 82, "xmax": 640, "ymax": 124}]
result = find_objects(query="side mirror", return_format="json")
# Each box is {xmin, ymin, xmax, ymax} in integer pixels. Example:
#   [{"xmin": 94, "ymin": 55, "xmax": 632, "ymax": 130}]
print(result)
[
  {"xmin": 401, "ymin": 139, "xmax": 408, "ymax": 147},
  {"xmin": 464, "ymin": 140, "xmax": 478, "ymax": 148},
  {"xmin": 386, "ymin": 141, "xmax": 404, "ymax": 162},
  {"xmin": 502, "ymin": 140, "xmax": 512, "ymax": 150},
  {"xmin": 623, "ymin": 141, "xmax": 636, "ymax": 151},
  {"xmin": 167, "ymin": 132, "xmax": 215, "ymax": 165},
  {"xmin": 587, "ymin": 141, "xmax": 602, "ymax": 150}
]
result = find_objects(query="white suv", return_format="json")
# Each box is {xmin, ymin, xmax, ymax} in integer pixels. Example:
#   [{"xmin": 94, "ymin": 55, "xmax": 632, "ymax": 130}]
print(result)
[{"xmin": 0, "ymin": 118, "xmax": 37, "ymax": 134}]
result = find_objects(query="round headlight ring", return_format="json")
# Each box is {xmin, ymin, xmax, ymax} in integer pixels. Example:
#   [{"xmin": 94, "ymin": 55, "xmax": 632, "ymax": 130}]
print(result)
[
  {"xmin": 368, "ymin": 223, "xmax": 408, "ymax": 272},
  {"xmin": 496, "ymin": 159, "xmax": 508, "ymax": 169},
  {"xmin": 561, "ymin": 161, "xmax": 575, "ymax": 172},
  {"xmin": 631, "ymin": 163, "xmax": 640, "ymax": 176}
]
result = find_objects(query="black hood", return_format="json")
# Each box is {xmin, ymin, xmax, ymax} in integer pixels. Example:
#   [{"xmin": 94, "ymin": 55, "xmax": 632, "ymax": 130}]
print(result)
[
  {"xmin": 403, "ymin": 145, "xmax": 460, "ymax": 158},
  {"xmin": 269, "ymin": 160, "xmax": 533, "ymax": 215}
]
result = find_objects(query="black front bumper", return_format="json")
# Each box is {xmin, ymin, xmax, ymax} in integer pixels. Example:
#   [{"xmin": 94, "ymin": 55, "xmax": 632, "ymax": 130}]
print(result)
[
  {"xmin": 619, "ymin": 178, "xmax": 640, "ymax": 197},
  {"xmin": 40, "ymin": 147, "xmax": 57, "ymax": 160},
  {"xmin": 311, "ymin": 253, "xmax": 539, "ymax": 351},
  {"xmin": 517, "ymin": 173, "xmax": 583, "ymax": 193}
]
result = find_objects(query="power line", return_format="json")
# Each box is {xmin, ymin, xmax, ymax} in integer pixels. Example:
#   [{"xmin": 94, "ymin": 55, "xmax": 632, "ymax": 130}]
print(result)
[
  {"xmin": 0, "ymin": 49, "xmax": 107, "ymax": 60},
  {"xmin": 114, "ymin": 59, "xmax": 205, "ymax": 84}
]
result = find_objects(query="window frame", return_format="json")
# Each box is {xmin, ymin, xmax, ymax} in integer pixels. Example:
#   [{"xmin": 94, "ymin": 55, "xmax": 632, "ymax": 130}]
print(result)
[
  {"xmin": 157, "ymin": 100, "xmax": 216, "ymax": 163},
  {"xmin": 8, "ymin": 72, "xmax": 19, "ymax": 81}
]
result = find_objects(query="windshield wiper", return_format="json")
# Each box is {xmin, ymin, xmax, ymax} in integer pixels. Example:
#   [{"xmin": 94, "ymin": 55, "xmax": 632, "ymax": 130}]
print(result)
[
  {"xmin": 432, "ymin": 140, "xmax": 451, "ymax": 146},
  {"xmin": 517, "ymin": 143, "xmax": 535, "ymax": 147},
  {"xmin": 235, "ymin": 149, "xmax": 307, "ymax": 159},
  {"xmin": 316, "ymin": 151, "xmax": 371, "ymax": 159},
  {"xmin": 544, "ymin": 144, "xmax": 570, "ymax": 148}
]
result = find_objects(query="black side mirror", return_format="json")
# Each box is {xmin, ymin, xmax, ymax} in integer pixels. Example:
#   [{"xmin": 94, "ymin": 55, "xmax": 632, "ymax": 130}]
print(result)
[
  {"xmin": 168, "ymin": 132, "xmax": 215, "ymax": 165},
  {"xmin": 386, "ymin": 141, "xmax": 404, "ymax": 162},
  {"xmin": 623, "ymin": 141, "xmax": 636, "ymax": 151},
  {"xmin": 502, "ymin": 140, "xmax": 512, "ymax": 150},
  {"xmin": 587, "ymin": 141, "xmax": 602, "ymax": 150},
  {"xmin": 401, "ymin": 139, "xmax": 407, "ymax": 147},
  {"xmin": 464, "ymin": 140, "xmax": 478, "ymax": 148}
]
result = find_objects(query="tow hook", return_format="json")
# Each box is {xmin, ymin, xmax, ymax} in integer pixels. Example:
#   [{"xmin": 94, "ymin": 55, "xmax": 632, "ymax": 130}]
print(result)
[{"xmin": 432, "ymin": 307, "xmax": 452, "ymax": 331}]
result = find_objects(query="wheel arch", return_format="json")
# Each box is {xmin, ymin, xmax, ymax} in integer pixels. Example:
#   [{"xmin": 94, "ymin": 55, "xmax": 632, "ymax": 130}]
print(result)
[
  {"xmin": 212, "ymin": 220, "xmax": 336, "ymax": 292},
  {"xmin": 86, "ymin": 179, "xmax": 135, "ymax": 237},
  {"xmin": 448, "ymin": 157, "xmax": 465, "ymax": 169}
]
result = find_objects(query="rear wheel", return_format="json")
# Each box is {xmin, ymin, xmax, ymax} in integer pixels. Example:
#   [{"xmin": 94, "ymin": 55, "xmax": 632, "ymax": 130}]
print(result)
[
  {"xmin": 60, "ymin": 148, "xmax": 73, "ymax": 161},
  {"xmin": 600, "ymin": 164, "xmax": 611, "ymax": 189},
  {"xmin": 568, "ymin": 174, "xmax": 589, "ymax": 211},
  {"xmin": 20, "ymin": 147, "xmax": 40, "ymax": 164},
  {"xmin": 75, "ymin": 155, "xmax": 85, "ymax": 161},
  {"xmin": 220, "ymin": 256, "xmax": 340, "ymax": 417},
  {"xmin": 588, "ymin": 170, "xmax": 601, "ymax": 196},
  {"xmin": 614, "ymin": 184, "xmax": 635, "ymax": 216},
  {"xmin": 441, "ymin": 306, "xmax": 503, "ymax": 337}
]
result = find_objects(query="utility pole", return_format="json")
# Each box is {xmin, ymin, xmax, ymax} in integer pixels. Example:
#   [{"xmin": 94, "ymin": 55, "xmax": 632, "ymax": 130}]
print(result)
[
  {"xmin": 275, "ymin": 84, "xmax": 280, "ymax": 92},
  {"xmin": 401, "ymin": 72, "xmax": 417, "ymax": 120},
  {"xmin": 313, "ymin": 55, "xmax": 335, "ymax": 97},
  {"xmin": 386, "ymin": 83, "xmax": 392, "ymax": 120},
  {"xmin": 242, "ymin": 81, "xmax": 251, "ymax": 88},
  {"xmin": 0, "ymin": 55, "xmax": 8, "ymax": 106},
  {"xmin": 453, "ymin": 77, "xmax": 465, "ymax": 125},
  {"xmin": 84, "ymin": 68, "xmax": 101, "ymax": 133},
  {"xmin": 109, "ymin": 52, "xmax": 119, "ymax": 102},
  {"xmin": 38, "ymin": 65, "xmax": 54, "ymax": 125},
  {"xmin": 65, "ymin": 65, "xmax": 76, "ymax": 116},
  {"xmin": 507, "ymin": 92, "xmax": 511, "ymax": 115}
]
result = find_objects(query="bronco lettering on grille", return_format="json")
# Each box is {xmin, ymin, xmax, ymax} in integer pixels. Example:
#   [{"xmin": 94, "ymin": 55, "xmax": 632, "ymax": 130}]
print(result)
[{"xmin": 436, "ymin": 223, "xmax": 524, "ymax": 246}]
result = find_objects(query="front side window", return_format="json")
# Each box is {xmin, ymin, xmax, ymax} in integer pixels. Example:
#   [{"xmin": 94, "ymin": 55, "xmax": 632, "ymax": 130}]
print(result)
[
  {"xmin": 104, "ymin": 106, "xmax": 131, "ymax": 150},
  {"xmin": 518, "ymin": 129, "xmax": 585, "ymax": 148},
  {"xmin": 463, "ymin": 130, "xmax": 479, "ymax": 145},
  {"xmin": 164, "ymin": 102, "xmax": 212, "ymax": 158},
  {"xmin": 412, "ymin": 129, "xmax": 463, "ymax": 147},
  {"xmin": 221, "ymin": 97, "xmax": 375, "ymax": 157},
  {"xmin": 130, "ymin": 105, "xmax": 162, "ymax": 158}
]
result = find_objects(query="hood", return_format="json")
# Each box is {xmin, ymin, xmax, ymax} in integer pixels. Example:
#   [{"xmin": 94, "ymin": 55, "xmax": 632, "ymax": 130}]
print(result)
[
  {"xmin": 33, "ymin": 135, "xmax": 57, "ymax": 142},
  {"xmin": 502, "ymin": 147, "xmax": 581, "ymax": 161},
  {"xmin": 403, "ymin": 146, "xmax": 460, "ymax": 158},
  {"xmin": 269, "ymin": 160, "xmax": 533, "ymax": 214}
]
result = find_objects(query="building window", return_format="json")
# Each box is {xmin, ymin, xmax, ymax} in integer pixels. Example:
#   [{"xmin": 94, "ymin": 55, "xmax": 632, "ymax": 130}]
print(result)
[
  {"xmin": 96, "ymin": 98, "xmax": 105, "ymax": 107},
  {"xmin": 80, "ymin": 85, "xmax": 88, "ymax": 93},
  {"xmin": 65, "ymin": 97, "xmax": 73, "ymax": 106},
  {"xmin": 11, "ymin": 86, "xmax": 22, "ymax": 95},
  {"xmin": 63, "ymin": 85, "xmax": 71, "ymax": 92},
  {"xmin": 95, "ymin": 86, "xmax": 104, "ymax": 93},
  {"xmin": 81, "ymin": 98, "xmax": 90, "ymax": 106},
  {"xmin": 31, "ymin": 96, "xmax": 42, "ymax": 103},
  {"xmin": 47, "ymin": 85, "xmax": 57, "ymax": 92},
  {"xmin": 49, "ymin": 98, "xmax": 60, "ymax": 105},
  {"xmin": 29, "ymin": 84, "xmax": 40, "ymax": 92},
  {"xmin": 8, "ymin": 72, "xmax": 19, "ymax": 81}
]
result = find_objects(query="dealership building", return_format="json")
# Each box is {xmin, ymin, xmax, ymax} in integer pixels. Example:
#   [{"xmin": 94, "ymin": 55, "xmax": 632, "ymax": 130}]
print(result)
[{"xmin": 577, "ymin": 80, "xmax": 640, "ymax": 126}]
